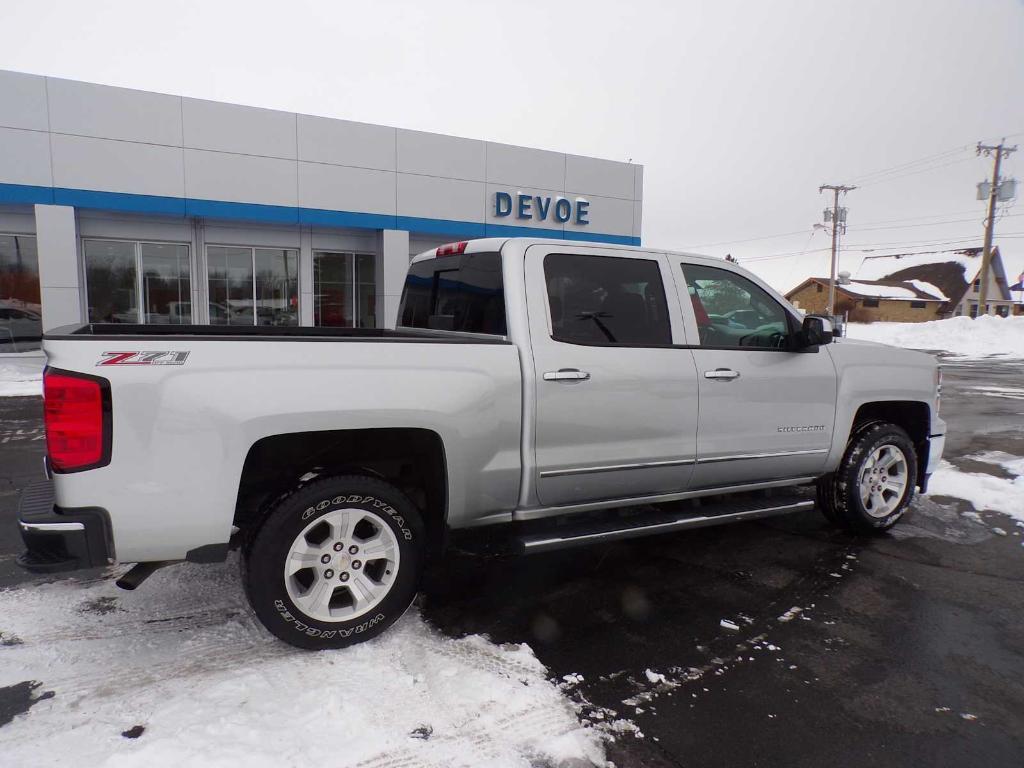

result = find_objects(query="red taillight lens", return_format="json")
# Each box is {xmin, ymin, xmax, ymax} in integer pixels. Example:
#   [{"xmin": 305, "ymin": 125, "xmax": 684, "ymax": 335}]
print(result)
[{"xmin": 44, "ymin": 370, "xmax": 109, "ymax": 472}]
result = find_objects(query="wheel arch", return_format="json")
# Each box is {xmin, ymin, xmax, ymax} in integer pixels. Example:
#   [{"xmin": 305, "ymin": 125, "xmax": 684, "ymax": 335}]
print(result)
[
  {"xmin": 233, "ymin": 427, "xmax": 449, "ymax": 557},
  {"xmin": 845, "ymin": 400, "xmax": 931, "ymax": 489}
]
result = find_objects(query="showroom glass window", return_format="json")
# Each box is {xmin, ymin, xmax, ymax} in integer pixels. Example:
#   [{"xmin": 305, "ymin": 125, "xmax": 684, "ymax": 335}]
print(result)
[
  {"xmin": 84, "ymin": 239, "xmax": 191, "ymax": 324},
  {"xmin": 681, "ymin": 263, "xmax": 790, "ymax": 349},
  {"xmin": 543, "ymin": 253, "xmax": 671, "ymax": 345},
  {"xmin": 0, "ymin": 234, "xmax": 42, "ymax": 352},
  {"xmin": 314, "ymin": 252, "xmax": 376, "ymax": 328},
  {"xmin": 207, "ymin": 246, "xmax": 298, "ymax": 326},
  {"xmin": 398, "ymin": 251, "xmax": 506, "ymax": 335}
]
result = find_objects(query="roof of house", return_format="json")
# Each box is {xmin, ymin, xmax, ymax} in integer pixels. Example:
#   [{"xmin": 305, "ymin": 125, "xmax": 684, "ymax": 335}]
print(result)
[
  {"xmin": 785, "ymin": 277, "xmax": 945, "ymax": 302},
  {"xmin": 854, "ymin": 246, "xmax": 1011, "ymax": 308}
]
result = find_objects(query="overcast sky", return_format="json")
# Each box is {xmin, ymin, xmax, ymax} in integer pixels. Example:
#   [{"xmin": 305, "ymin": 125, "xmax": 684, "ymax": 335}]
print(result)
[{"xmin": 3, "ymin": 0, "xmax": 1022, "ymax": 294}]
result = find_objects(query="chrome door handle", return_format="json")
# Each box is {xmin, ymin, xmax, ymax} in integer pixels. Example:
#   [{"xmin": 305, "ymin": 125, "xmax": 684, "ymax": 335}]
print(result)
[
  {"xmin": 704, "ymin": 368, "xmax": 740, "ymax": 380},
  {"xmin": 543, "ymin": 369, "xmax": 591, "ymax": 382}
]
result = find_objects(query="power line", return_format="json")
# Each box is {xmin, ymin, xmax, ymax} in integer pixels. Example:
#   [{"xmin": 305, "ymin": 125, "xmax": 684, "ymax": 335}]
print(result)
[
  {"xmin": 853, "ymin": 155, "xmax": 977, "ymax": 189},
  {"xmin": 845, "ymin": 144, "xmax": 972, "ymax": 184}
]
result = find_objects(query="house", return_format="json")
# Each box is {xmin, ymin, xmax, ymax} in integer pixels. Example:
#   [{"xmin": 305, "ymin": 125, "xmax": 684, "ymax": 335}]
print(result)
[
  {"xmin": 785, "ymin": 246, "xmax": 1018, "ymax": 322},
  {"xmin": 785, "ymin": 276, "xmax": 947, "ymax": 322}
]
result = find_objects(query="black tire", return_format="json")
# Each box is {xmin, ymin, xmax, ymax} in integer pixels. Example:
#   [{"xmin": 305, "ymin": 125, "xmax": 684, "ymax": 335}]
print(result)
[
  {"xmin": 820, "ymin": 422, "xmax": 918, "ymax": 534},
  {"xmin": 242, "ymin": 475, "xmax": 425, "ymax": 650}
]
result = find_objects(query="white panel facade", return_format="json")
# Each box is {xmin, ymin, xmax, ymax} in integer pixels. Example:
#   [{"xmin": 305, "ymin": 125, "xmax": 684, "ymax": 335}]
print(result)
[
  {"xmin": 51, "ymin": 134, "xmax": 185, "ymax": 197},
  {"xmin": 0, "ymin": 68, "xmax": 644, "ymax": 339},
  {"xmin": 397, "ymin": 174, "xmax": 484, "ymax": 223},
  {"xmin": 486, "ymin": 143, "xmax": 564, "ymax": 190},
  {"xmin": 0, "ymin": 70, "xmax": 49, "ymax": 131},
  {"xmin": 184, "ymin": 149, "xmax": 297, "ymax": 207},
  {"xmin": 564, "ymin": 154, "xmax": 635, "ymax": 199},
  {"xmin": 298, "ymin": 162, "xmax": 396, "ymax": 215},
  {"xmin": 0, "ymin": 127, "xmax": 54, "ymax": 187},
  {"xmin": 47, "ymin": 78, "xmax": 183, "ymax": 146},
  {"xmin": 564, "ymin": 194, "xmax": 634, "ymax": 237},
  {"xmin": 297, "ymin": 114, "xmax": 396, "ymax": 171},
  {"xmin": 397, "ymin": 129, "xmax": 485, "ymax": 181},
  {"xmin": 182, "ymin": 98, "xmax": 297, "ymax": 159}
]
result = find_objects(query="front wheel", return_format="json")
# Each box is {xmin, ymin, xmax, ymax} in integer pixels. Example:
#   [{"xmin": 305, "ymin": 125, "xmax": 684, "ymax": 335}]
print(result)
[
  {"xmin": 242, "ymin": 475, "xmax": 424, "ymax": 649},
  {"xmin": 819, "ymin": 422, "xmax": 918, "ymax": 534}
]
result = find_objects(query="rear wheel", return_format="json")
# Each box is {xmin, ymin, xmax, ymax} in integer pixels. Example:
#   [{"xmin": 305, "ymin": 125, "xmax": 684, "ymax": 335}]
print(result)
[
  {"xmin": 819, "ymin": 422, "xmax": 917, "ymax": 534},
  {"xmin": 242, "ymin": 475, "xmax": 424, "ymax": 649}
]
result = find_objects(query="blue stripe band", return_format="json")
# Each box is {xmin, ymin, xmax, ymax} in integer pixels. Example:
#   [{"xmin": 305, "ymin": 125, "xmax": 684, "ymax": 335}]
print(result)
[{"xmin": 0, "ymin": 183, "xmax": 641, "ymax": 246}]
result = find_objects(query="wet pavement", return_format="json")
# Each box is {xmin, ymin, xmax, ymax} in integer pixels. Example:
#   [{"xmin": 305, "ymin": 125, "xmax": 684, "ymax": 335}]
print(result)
[{"xmin": 1, "ymin": 356, "xmax": 1023, "ymax": 766}]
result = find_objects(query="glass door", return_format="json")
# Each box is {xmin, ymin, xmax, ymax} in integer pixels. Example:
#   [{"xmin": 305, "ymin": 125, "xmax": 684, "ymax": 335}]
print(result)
[{"xmin": 314, "ymin": 252, "xmax": 375, "ymax": 328}]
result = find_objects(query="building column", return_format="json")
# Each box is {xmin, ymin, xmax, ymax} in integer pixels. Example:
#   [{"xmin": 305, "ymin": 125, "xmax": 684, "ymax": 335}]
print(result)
[
  {"xmin": 34, "ymin": 204, "xmax": 83, "ymax": 331},
  {"xmin": 377, "ymin": 229, "xmax": 410, "ymax": 329},
  {"xmin": 299, "ymin": 226, "xmax": 314, "ymax": 326}
]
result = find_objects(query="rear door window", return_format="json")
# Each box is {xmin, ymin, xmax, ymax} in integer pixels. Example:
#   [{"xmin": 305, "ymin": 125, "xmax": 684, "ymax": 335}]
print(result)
[
  {"xmin": 543, "ymin": 253, "xmax": 672, "ymax": 346},
  {"xmin": 399, "ymin": 252, "xmax": 506, "ymax": 335}
]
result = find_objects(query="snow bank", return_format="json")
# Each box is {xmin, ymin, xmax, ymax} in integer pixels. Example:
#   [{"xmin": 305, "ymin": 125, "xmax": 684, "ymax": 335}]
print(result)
[
  {"xmin": 927, "ymin": 455, "xmax": 1024, "ymax": 522},
  {"xmin": 845, "ymin": 314, "xmax": 1024, "ymax": 360},
  {"xmin": 0, "ymin": 353, "xmax": 44, "ymax": 397},
  {"xmin": 0, "ymin": 560, "xmax": 603, "ymax": 767}
]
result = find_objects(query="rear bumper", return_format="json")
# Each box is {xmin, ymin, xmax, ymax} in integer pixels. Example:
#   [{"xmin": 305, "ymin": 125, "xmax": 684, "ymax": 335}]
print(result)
[{"xmin": 16, "ymin": 481, "xmax": 114, "ymax": 573}]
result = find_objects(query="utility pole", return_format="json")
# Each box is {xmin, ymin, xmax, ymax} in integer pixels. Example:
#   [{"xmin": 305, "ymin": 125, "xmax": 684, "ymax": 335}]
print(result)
[
  {"xmin": 976, "ymin": 141, "xmax": 1017, "ymax": 315},
  {"xmin": 819, "ymin": 184, "xmax": 856, "ymax": 316}
]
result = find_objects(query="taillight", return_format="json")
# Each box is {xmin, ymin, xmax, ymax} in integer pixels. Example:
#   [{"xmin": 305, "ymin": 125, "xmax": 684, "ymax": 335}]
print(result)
[
  {"xmin": 935, "ymin": 366, "xmax": 943, "ymax": 415},
  {"xmin": 436, "ymin": 241, "xmax": 468, "ymax": 256},
  {"xmin": 43, "ymin": 368, "xmax": 111, "ymax": 473}
]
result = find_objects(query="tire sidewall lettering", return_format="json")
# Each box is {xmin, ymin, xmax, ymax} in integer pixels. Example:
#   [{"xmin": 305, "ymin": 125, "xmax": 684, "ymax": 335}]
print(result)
[
  {"xmin": 297, "ymin": 494, "xmax": 413, "ymax": 541},
  {"xmin": 274, "ymin": 599, "xmax": 386, "ymax": 637}
]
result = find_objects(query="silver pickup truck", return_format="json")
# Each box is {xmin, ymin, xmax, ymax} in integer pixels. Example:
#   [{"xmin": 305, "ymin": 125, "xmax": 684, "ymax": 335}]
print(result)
[{"xmin": 18, "ymin": 237, "xmax": 945, "ymax": 649}]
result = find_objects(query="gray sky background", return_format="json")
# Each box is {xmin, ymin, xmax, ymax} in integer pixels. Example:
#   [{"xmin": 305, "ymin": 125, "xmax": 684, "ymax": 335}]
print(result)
[{"xmin": 3, "ymin": 0, "xmax": 1023, "ymax": 295}]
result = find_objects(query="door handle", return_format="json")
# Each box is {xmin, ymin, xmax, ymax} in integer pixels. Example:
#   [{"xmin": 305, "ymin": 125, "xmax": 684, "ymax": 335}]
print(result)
[
  {"xmin": 543, "ymin": 368, "xmax": 591, "ymax": 382},
  {"xmin": 704, "ymin": 368, "xmax": 740, "ymax": 381}
]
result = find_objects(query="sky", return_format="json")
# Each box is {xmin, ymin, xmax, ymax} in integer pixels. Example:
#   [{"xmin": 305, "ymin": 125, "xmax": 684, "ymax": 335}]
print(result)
[{"xmin": 2, "ymin": 0, "xmax": 1022, "ymax": 294}]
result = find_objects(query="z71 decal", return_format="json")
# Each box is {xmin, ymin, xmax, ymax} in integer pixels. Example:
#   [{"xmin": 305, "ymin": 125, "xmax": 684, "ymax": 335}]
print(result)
[{"xmin": 97, "ymin": 351, "xmax": 191, "ymax": 367}]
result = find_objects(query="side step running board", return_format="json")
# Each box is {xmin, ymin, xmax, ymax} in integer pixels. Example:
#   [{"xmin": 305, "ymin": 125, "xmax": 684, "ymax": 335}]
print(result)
[{"xmin": 517, "ymin": 499, "xmax": 813, "ymax": 554}]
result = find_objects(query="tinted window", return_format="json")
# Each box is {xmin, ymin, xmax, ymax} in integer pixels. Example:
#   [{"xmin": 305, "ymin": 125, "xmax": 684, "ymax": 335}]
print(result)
[
  {"xmin": 683, "ymin": 263, "xmax": 790, "ymax": 349},
  {"xmin": 399, "ymin": 252, "xmax": 506, "ymax": 335},
  {"xmin": 544, "ymin": 253, "xmax": 671, "ymax": 346}
]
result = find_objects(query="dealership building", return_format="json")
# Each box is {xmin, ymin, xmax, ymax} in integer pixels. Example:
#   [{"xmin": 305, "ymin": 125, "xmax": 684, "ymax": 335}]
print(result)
[{"xmin": 0, "ymin": 69, "xmax": 643, "ymax": 352}]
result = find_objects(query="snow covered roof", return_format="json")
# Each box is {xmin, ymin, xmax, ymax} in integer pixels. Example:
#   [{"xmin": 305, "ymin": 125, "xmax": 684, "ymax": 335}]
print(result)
[
  {"xmin": 838, "ymin": 279, "xmax": 945, "ymax": 301},
  {"xmin": 853, "ymin": 247, "xmax": 996, "ymax": 307},
  {"xmin": 856, "ymin": 249, "xmax": 980, "ymax": 282}
]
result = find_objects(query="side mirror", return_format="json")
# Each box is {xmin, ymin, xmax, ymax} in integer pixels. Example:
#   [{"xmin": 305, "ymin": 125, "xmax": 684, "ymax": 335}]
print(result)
[{"xmin": 798, "ymin": 314, "xmax": 834, "ymax": 348}]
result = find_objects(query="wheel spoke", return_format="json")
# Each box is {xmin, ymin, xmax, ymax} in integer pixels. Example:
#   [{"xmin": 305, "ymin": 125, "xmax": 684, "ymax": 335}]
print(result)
[
  {"xmin": 295, "ymin": 578, "xmax": 334, "ymax": 616},
  {"xmin": 876, "ymin": 450, "xmax": 898, "ymax": 470},
  {"xmin": 349, "ymin": 572, "xmax": 382, "ymax": 608},
  {"xmin": 359, "ymin": 531, "xmax": 394, "ymax": 561},
  {"xmin": 286, "ymin": 548, "xmax": 322, "ymax": 575}
]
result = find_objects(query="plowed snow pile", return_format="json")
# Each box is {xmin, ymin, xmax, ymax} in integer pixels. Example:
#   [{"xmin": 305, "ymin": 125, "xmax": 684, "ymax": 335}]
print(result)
[
  {"xmin": 0, "ymin": 560, "xmax": 603, "ymax": 768},
  {"xmin": 845, "ymin": 314, "xmax": 1024, "ymax": 360}
]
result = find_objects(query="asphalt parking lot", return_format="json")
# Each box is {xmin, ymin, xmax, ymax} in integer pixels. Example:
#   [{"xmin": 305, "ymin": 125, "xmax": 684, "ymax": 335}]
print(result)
[{"xmin": 2, "ymin": 356, "xmax": 1023, "ymax": 766}]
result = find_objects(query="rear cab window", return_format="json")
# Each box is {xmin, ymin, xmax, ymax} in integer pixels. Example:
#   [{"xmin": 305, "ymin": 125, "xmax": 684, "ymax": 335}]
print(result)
[{"xmin": 399, "ymin": 251, "xmax": 507, "ymax": 335}]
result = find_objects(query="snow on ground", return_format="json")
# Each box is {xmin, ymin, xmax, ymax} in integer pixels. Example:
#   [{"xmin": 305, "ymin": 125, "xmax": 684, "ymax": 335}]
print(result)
[
  {"xmin": 0, "ymin": 559, "xmax": 603, "ymax": 768},
  {"xmin": 927, "ymin": 452, "xmax": 1024, "ymax": 523},
  {"xmin": 0, "ymin": 353, "xmax": 44, "ymax": 397},
  {"xmin": 845, "ymin": 314, "xmax": 1024, "ymax": 360}
]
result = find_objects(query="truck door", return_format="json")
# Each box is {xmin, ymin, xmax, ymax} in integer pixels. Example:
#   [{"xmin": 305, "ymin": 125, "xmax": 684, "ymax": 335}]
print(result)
[
  {"xmin": 524, "ymin": 244, "xmax": 700, "ymax": 507},
  {"xmin": 671, "ymin": 260, "xmax": 837, "ymax": 488}
]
